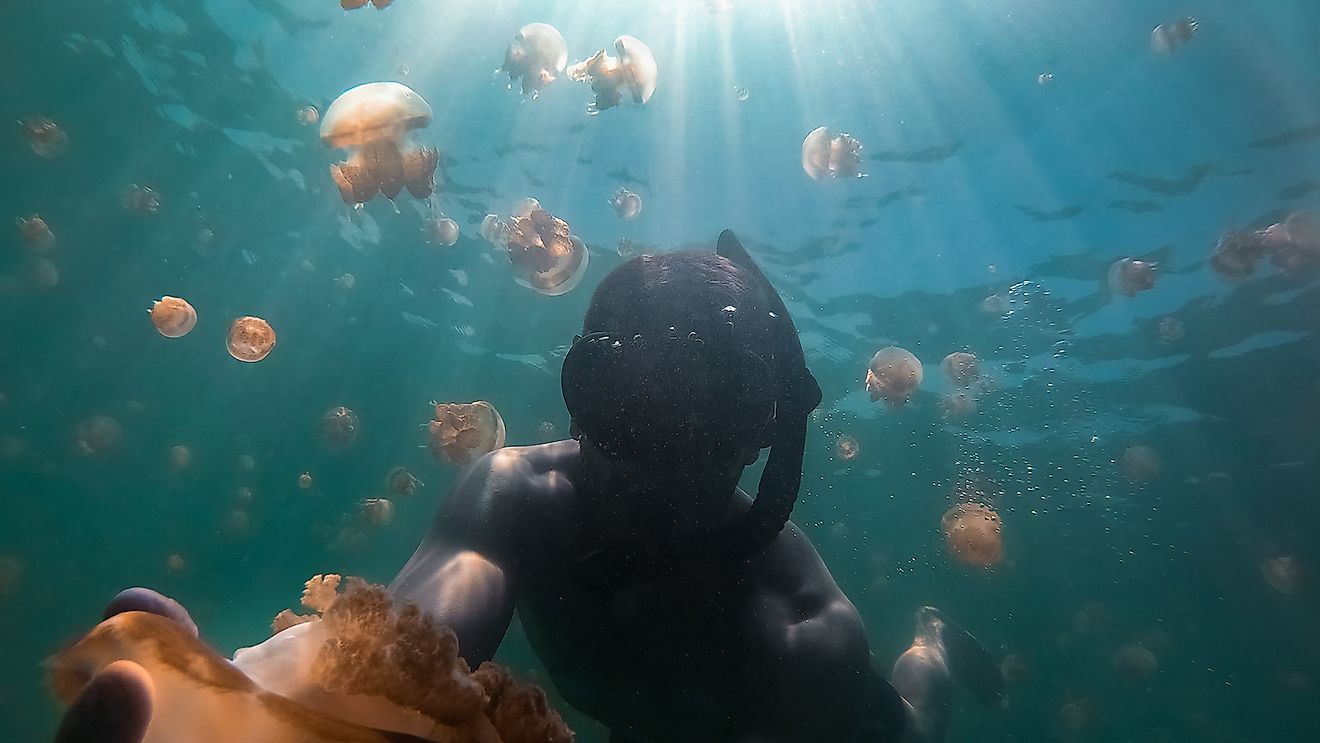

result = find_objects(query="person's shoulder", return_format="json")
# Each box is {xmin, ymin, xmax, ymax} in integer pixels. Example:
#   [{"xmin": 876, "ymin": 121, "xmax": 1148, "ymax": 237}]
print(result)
[{"xmin": 451, "ymin": 440, "xmax": 579, "ymax": 515}]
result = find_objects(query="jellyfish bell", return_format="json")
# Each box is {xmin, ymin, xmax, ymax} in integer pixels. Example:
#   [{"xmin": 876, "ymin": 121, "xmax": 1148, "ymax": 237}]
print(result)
[
  {"xmin": 1059, "ymin": 699, "xmax": 1093, "ymax": 733},
  {"xmin": 801, "ymin": 126, "xmax": 865, "ymax": 181},
  {"xmin": 319, "ymin": 406, "xmax": 360, "ymax": 451},
  {"xmin": 16, "ymin": 215, "xmax": 55, "ymax": 250},
  {"xmin": 941, "ymin": 352, "xmax": 980, "ymax": 387},
  {"xmin": 609, "ymin": 188, "xmax": 643, "ymax": 220},
  {"xmin": 940, "ymin": 391, "xmax": 978, "ymax": 419},
  {"xmin": 1210, "ymin": 229, "xmax": 1266, "ymax": 280},
  {"xmin": 1152, "ymin": 17, "xmax": 1198, "ymax": 55},
  {"xmin": 1107, "ymin": 257, "xmax": 1158, "ymax": 297},
  {"xmin": 169, "ymin": 445, "xmax": 192, "ymax": 471},
  {"xmin": 360, "ymin": 497, "xmax": 395, "ymax": 527},
  {"xmin": 227, "ymin": 316, "xmax": 276, "ymax": 362},
  {"xmin": 335, "ymin": 272, "xmax": 356, "ymax": 290},
  {"xmin": 166, "ymin": 553, "xmax": 186, "ymax": 572},
  {"xmin": 26, "ymin": 257, "xmax": 60, "ymax": 289},
  {"xmin": 1157, "ymin": 315, "xmax": 1185, "ymax": 343},
  {"xmin": 75, "ymin": 415, "xmax": 123, "ymax": 456},
  {"xmin": 1260, "ymin": 555, "xmax": 1306, "ymax": 595},
  {"xmin": 513, "ymin": 197, "xmax": 541, "ymax": 218},
  {"xmin": 21, "ymin": 115, "xmax": 67, "ymax": 158},
  {"xmin": 865, "ymin": 346, "xmax": 923, "ymax": 407},
  {"xmin": 567, "ymin": 35, "xmax": 658, "ymax": 114},
  {"xmin": 502, "ymin": 22, "xmax": 568, "ymax": 98},
  {"xmin": 428, "ymin": 400, "xmax": 506, "ymax": 465},
  {"xmin": 295, "ymin": 105, "xmax": 319, "ymax": 125},
  {"xmin": 384, "ymin": 466, "xmax": 422, "ymax": 496},
  {"xmin": 1000, "ymin": 653, "xmax": 1030, "ymax": 684},
  {"xmin": 941, "ymin": 502, "xmax": 1004, "ymax": 568},
  {"xmin": 1120, "ymin": 444, "xmax": 1161, "ymax": 483},
  {"xmin": 320, "ymin": 82, "xmax": 437, "ymax": 205},
  {"xmin": 835, "ymin": 434, "xmax": 859, "ymax": 461},
  {"xmin": 149, "ymin": 296, "xmax": 197, "ymax": 338},
  {"xmin": 424, "ymin": 216, "xmax": 460, "ymax": 246},
  {"xmin": 480, "ymin": 214, "xmax": 510, "ymax": 247},
  {"xmin": 503, "ymin": 204, "xmax": 590, "ymax": 296},
  {"xmin": 120, "ymin": 184, "xmax": 162, "ymax": 215},
  {"xmin": 1037, "ymin": 72, "xmax": 1054, "ymax": 85},
  {"xmin": 298, "ymin": 472, "xmax": 314, "ymax": 490},
  {"xmin": 1113, "ymin": 643, "xmax": 1159, "ymax": 680}
]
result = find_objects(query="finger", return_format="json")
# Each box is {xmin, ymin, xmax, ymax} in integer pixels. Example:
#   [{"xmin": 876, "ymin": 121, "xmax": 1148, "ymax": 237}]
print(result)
[
  {"xmin": 54, "ymin": 660, "xmax": 153, "ymax": 743},
  {"xmin": 104, "ymin": 587, "xmax": 198, "ymax": 637}
]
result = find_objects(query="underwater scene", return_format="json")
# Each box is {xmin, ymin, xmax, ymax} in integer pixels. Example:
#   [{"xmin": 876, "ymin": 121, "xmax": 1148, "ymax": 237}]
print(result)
[{"xmin": 3, "ymin": 0, "xmax": 1320, "ymax": 741}]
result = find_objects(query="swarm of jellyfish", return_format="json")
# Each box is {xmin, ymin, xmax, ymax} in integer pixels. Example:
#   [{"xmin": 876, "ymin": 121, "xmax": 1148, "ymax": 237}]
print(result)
[
  {"xmin": 120, "ymin": 184, "xmax": 162, "ymax": 215},
  {"xmin": 567, "ymin": 35, "xmax": 658, "ymax": 114},
  {"xmin": 75, "ymin": 415, "xmax": 123, "ymax": 456},
  {"xmin": 801, "ymin": 127, "xmax": 865, "ymax": 180},
  {"xmin": 428, "ymin": 400, "xmax": 506, "ymax": 465},
  {"xmin": 384, "ymin": 466, "xmax": 422, "ymax": 496},
  {"xmin": 865, "ymin": 347, "xmax": 922, "ymax": 407},
  {"xmin": 609, "ymin": 188, "xmax": 643, "ymax": 220},
  {"xmin": 501, "ymin": 23, "xmax": 568, "ymax": 98},
  {"xmin": 319, "ymin": 406, "xmax": 360, "ymax": 451},
  {"xmin": 149, "ymin": 296, "xmax": 196, "ymax": 338},
  {"xmin": 1120, "ymin": 444, "xmax": 1161, "ymax": 483},
  {"xmin": 227, "ymin": 316, "xmax": 276, "ymax": 362},
  {"xmin": 1107, "ymin": 257, "xmax": 1158, "ymax": 297},
  {"xmin": 424, "ymin": 216, "xmax": 460, "ymax": 246},
  {"xmin": 21, "ymin": 115, "xmax": 67, "ymax": 158},
  {"xmin": 16, "ymin": 215, "xmax": 54, "ymax": 250},
  {"xmin": 320, "ymin": 82, "xmax": 437, "ymax": 205},
  {"xmin": 941, "ymin": 501, "xmax": 1004, "ymax": 568},
  {"xmin": 1151, "ymin": 17, "xmax": 1198, "ymax": 54},
  {"xmin": 490, "ymin": 198, "xmax": 591, "ymax": 295}
]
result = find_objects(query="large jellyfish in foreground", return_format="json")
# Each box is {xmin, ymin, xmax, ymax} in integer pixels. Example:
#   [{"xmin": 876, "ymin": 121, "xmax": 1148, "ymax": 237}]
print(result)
[
  {"xmin": 1107, "ymin": 257, "xmax": 1157, "ymax": 297},
  {"xmin": 941, "ymin": 502, "xmax": 1004, "ymax": 568},
  {"xmin": 320, "ymin": 82, "xmax": 438, "ymax": 205},
  {"xmin": 49, "ymin": 576, "xmax": 572, "ymax": 742},
  {"xmin": 865, "ymin": 346, "xmax": 923, "ymax": 407},
  {"xmin": 501, "ymin": 23, "xmax": 568, "ymax": 98},
  {"xmin": 567, "ymin": 35, "xmax": 658, "ymax": 114},
  {"xmin": 428, "ymin": 401, "xmax": 506, "ymax": 465},
  {"xmin": 1151, "ymin": 17, "xmax": 1198, "ymax": 54},
  {"xmin": 149, "ymin": 296, "xmax": 196, "ymax": 338},
  {"xmin": 801, "ymin": 127, "xmax": 865, "ymax": 180},
  {"xmin": 227, "ymin": 316, "xmax": 276, "ymax": 362},
  {"xmin": 489, "ymin": 200, "xmax": 590, "ymax": 295}
]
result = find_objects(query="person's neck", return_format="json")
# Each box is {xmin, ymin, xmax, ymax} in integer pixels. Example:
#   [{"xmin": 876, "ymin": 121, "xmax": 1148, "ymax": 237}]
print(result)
[{"xmin": 593, "ymin": 465, "xmax": 744, "ymax": 544}]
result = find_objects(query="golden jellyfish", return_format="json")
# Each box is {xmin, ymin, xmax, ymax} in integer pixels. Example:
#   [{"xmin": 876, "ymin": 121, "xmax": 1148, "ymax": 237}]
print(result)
[
  {"xmin": 1209, "ymin": 229, "xmax": 1266, "ymax": 280},
  {"xmin": 1001, "ymin": 653, "xmax": 1030, "ymax": 684},
  {"xmin": 1120, "ymin": 444, "xmax": 1161, "ymax": 483},
  {"xmin": 1107, "ymin": 257, "xmax": 1158, "ymax": 297},
  {"xmin": 120, "ymin": 184, "xmax": 162, "ymax": 214},
  {"xmin": 609, "ymin": 187, "xmax": 643, "ymax": 220},
  {"xmin": 835, "ymin": 434, "xmax": 859, "ymax": 461},
  {"xmin": 360, "ymin": 497, "xmax": 395, "ymax": 526},
  {"xmin": 384, "ymin": 466, "xmax": 422, "ymax": 496},
  {"xmin": 320, "ymin": 82, "xmax": 437, "ymax": 205},
  {"xmin": 567, "ymin": 35, "xmax": 659, "ymax": 114},
  {"xmin": 227, "ymin": 316, "xmax": 276, "ymax": 362},
  {"xmin": 1157, "ymin": 315, "xmax": 1185, "ymax": 343},
  {"xmin": 1152, "ymin": 17, "xmax": 1198, "ymax": 54},
  {"xmin": 801, "ymin": 126, "xmax": 866, "ymax": 180},
  {"xmin": 428, "ymin": 400, "xmax": 506, "ymax": 465},
  {"xmin": 21, "ymin": 115, "xmax": 68, "ymax": 158},
  {"xmin": 75, "ymin": 415, "xmax": 123, "ymax": 456},
  {"xmin": 1113, "ymin": 642, "xmax": 1159, "ymax": 680},
  {"xmin": 424, "ymin": 216, "xmax": 460, "ymax": 246},
  {"xmin": 502, "ymin": 201, "xmax": 590, "ymax": 296},
  {"xmin": 865, "ymin": 346, "xmax": 923, "ymax": 407},
  {"xmin": 941, "ymin": 502, "xmax": 1004, "ymax": 568},
  {"xmin": 149, "ymin": 296, "xmax": 197, "ymax": 338},
  {"xmin": 1260, "ymin": 555, "xmax": 1306, "ymax": 595},
  {"xmin": 26, "ymin": 257, "xmax": 60, "ymax": 290},
  {"xmin": 169, "ymin": 445, "xmax": 192, "ymax": 471},
  {"xmin": 295, "ymin": 104, "xmax": 319, "ymax": 125},
  {"xmin": 298, "ymin": 471, "xmax": 314, "ymax": 490},
  {"xmin": 502, "ymin": 23, "xmax": 569, "ymax": 98},
  {"xmin": 166, "ymin": 553, "xmax": 186, "ymax": 572},
  {"xmin": 941, "ymin": 352, "xmax": 980, "ymax": 387},
  {"xmin": 319, "ymin": 406, "xmax": 360, "ymax": 451},
  {"xmin": 16, "ymin": 215, "xmax": 54, "ymax": 250}
]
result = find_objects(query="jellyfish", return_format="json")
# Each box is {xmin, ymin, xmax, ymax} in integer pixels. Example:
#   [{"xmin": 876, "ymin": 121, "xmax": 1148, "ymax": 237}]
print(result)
[
  {"xmin": 75, "ymin": 415, "xmax": 123, "ymax": 456},
  {"xmin": 149, "ymin": 296, "xmax": 197, "ymax": 338},
  {"xmin": 616, "ymin": 238, "xmax": 639, "ymax": 257},
  {"xmin": 1037, "ymin": 72, "xmax": 1054, "ymax": 85},
  {"xmin": 227, "ymin": 316, "xmax": 276, "ymax": 362},
  {"xmin": 1000, "ymin": 653, "xmax": 1029, "ymax": 684},
  {"xmin": 234, "ymin": 486, "xmax": 254, "ymax": 506},
  {"xmin": 298, "ymin": 472, "xmax": 314, "ymax": 490},
  {"xmin": 480, "ymin": 214, "xmax": 511, "ymax": 247},
  {"xmin": 21, "ymin": 115, "xmax": 67, "ymax": 158},
  {"xmin": 609, "ymin": 188, "xmax": 643, "ymax": 220},
  {"xmin": 1157, "ymin": 315, "xmax": 1185, "ymax": 343},
  {"xmin": 120, "ymin": 184, "xmax": 162, "ymax": 214},
  {"xmin": 166, "ymin": 553, "xmax": 186, "ymax": 572},
  {"xmin": 224, "ymin": 507, "xmax": 252, "ymax": 536},
  {"xmin": 1120, "ymin": 444, "xmax": 1161, "ymax": 483},
  {"xmin": 27, "ymin": 257, "xmax": 60, "ymax": 289},
  {"xmin": 169, "ymin": 445, "xmax": 192, "ymax": 471},
  {"xmin": 941, "ymin": 352, "xmax": 980, "ymax": 387},
  {"xmin": 424, "ymin": 216, "xmax": 460, "ymax": 247},
  {"xmin": 320, "ymin": 82, "xmax": 437, "ymax": 205},
  {"xmin": 384, "ymin": 466, "xmax": 422, "ymax": 496},
  {"xmin": 1152, "ymin": 17, "xmax": 1198, "ymax": 54},
  {"xmin": 502, "ymin": 202, "xmax": 591, "ymax": 295},
  {"xmin": 941, "ymin": 502, "xmax": 1004, "ymax": 568},
  {"xmin": 1059, "ymin": 699, "xmax": 1093, "ymax": 733},
  {"xmin": 335, "ymin": 272, "xmax": 356, "ymax": 290},
  {"xmin": 940, "ymin": 392, "xmax": 978, "ymax": 419},
  {"xmin": 237, "ymin": 454, "xmax": 257, "ymax": 473},
  {"xmin": 538, "ymin": 420, "xmax": 557, "ymax": 438},
  {"xmin": 0, "ymin": 555, "xmax": 24, "ymax": 597},
  {"xmin": 1113, "ymin": 643, "xmax": 1159, "ymax": 680},
  {"xmin": 1260, "ymin": 555, "xmax": 1306, "ymax": 595},
  {"xmin": 1267, "ymin": 210, "xmax": 1320, "ymax": 271},
  {"xmin": 865, "ymin": 347, "xmax": 923, "ymax": 407},
  {"xmin": 360, "ymin": 497, "xmax": 395, "ymax": 527},
  {"xmin": 501, "ymin": 23, "xmax": 569, "ymax": 98},
  {"xmin": 1209, "ymin": 229, "xmax": 1266, "ymax": 280},
  {"xmin": 801, "ymin": 126, "xmax": 865, "ymax": 181},
  {"xmin": 835, "ymin": 434, "xmax": 859, "ymax": 461},
  {"xmin": 1107, "ymin": 257, "xmax": 1158, "ymax": 297},
  {"xmin": 295, "ymin": 104, "xmax": 319, "ymax": 125},
  {"xmin": 428, "ymin": 400, "xmax": 506, "ymax": 465},
  {"xmin": 16, "ymin": 215, "xmax": 54, "ymax": 250},
  {"xmin": 319, "ymin": 406, "xmax": 360, "ymax": 451},
  {"xmin": 567, "ymin": 35, "xmax": 659, "ymax": 114},
  {"xmin": 341, "ymin": 0, "xmax": 393, "ymax": 10}
]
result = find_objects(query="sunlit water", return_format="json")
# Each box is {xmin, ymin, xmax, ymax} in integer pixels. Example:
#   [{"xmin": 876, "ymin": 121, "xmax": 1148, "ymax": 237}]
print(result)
[{"xmin": 2, "ymin": 1, "xmax": 1319, "ymax": 740}]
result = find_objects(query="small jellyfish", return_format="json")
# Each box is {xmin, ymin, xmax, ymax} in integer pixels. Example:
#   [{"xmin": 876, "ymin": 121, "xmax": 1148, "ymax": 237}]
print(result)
[
  {"xmin": 1113, "ymin": 643, "xmax": 1159, "ymax": 680},
  {"xmin": 1152, "ymin": 17, "xmax": 1198, "ymax": 55},
  {"xmin": 166, "ymin": 553, "xmax": 186, "ymax": 572},
  {"xmin": 835, "ymin": 435, "xmax": 859, "ymax": 461},
  {"xmin": 1001, "ymin": 653, "xmax": 1030, "ymax": 684},
  {"xmin": 1266, "ymin": 210, "xmax": 1320, "ymax": 271},
  {"xmin": 424, "ymin": 216, "xmax": 460, "ymax": 246},
  {"xmin": 384, "ymin": 466, "xmax": 422, "ymax": 496},
  {"xmin": 320, "ymin": 82, "xmax": 437, "ymax": 205},
  {"xmin": 120, "ymin": 184, "xmax": 162, "ymax": 214},
  {"xmin": 513, "ymin": 197, "xmax": 541, "ymax": 217},
  {"xmin": 865, "ymin": 347, "xmax": 923, "ymax": 407},
  {"xmin": 941, "ymin": 502, "xmax": 1004, "ymax": 568},
  {"xmin": 298, "ymin": 471, "xmax": 314, "ymax": 490},
  {"xmin": 237, "ymin": 454, "xmax": 257, "ymax": 473},
  {"xmin": 223, "ymin": 507, "xmax": 252, "ymax": 536},
  {"xmin": 734, "ymin": 86, "xmax": 750, "ymax": 102},
  {"xmin": 75, "ymin": 415, "xmax": 123, "ymax": 456},
  {"xmin": 503, "ymin": 202, "xmax": 590, "ymax": 295},
  {"xmin": 16, "ymin": 215, "xmax": 55, "ymax": 250},
  {"xmin": 319, "ymin": 406, "xmax": 360, "ymax": 451},
  {"xmin": 1210, "ymin": 229, "xmax": 1267, "ymax": 280},
  {"xmin": 0, "ymin": 555, "xmax": 24, "ymax": 596},
  {"xmin": 1120, "ymin": 444, "xmax": 1161, "ymax": 483},
  {"xmin": 169, "ymin": 445, "xmax": 192, "ymax": 470},
  {"xmin": 538, "ymin": 420, "xmax": 557, "ymax": 438},
  {"xmin": 609, "ymin": 188, "xmax": 643, "ymax": 220},
  {"xmin": 801, "ymin": 126, "xmax": 865, "ymax": 181},
  {"xmin": 1059, "ymin": 699, "xmax": 1093, "ymax": 733},
  {"xmin": 1260, "ymin": 555, "xmax": 1306, "ymax": 595},
  {"xmin": 334, "ymin": 272, "xmax": 356, "ymax": 290},
  {"xmin": 941, "ymin": 352, "xmax": 980, "ymax": 387},
  {"xmin": 502, "ymin": 23, "xmax": 569, "ymax": 98},
  {"xmin": 296, "ymin": 104, "xmax": 320, "ymax": 125},
  {"xmin": 21, "ymin": 115, "xmax": 68, "ymax": 158},
  {"xmin": 1037, "ymin": 72, "xmax": 1054, "ymax": 85},
  {"xmin": 979, "ymin": 292, "xmax": 1008, "ymax": 315},
  {"xmin": 940, "ymin": 392, "xmax": 978, "ymax": 419},
  {"xmin": 1157, "ymin": 315, "xmax": 1185, "ymax": 343},
  {"xmin": 149, "ymin": 296, "xmax": 197, "ymax": 338},
  {"xmin": 360, "ymin": 497, "xmax": 395, "ymax": 526},
  {"xmin": 234, "ymin": 486, "xmax": 254, "ymax": 504},
  {"xmin": 616, "ymin": 238, "xmax": 637, "ymax": 258},
  {"xmin": 428, "ymin": 400, "xmax": 506, "ymax": 465},
  {"xmin": 227, "ymin": 316, "xmax": 276, "ymax": 362},
  {"xmin": 567, "ymin": 35, "xmax": 659, "ymax": 114},
  {"xmin": 27, "ymin": 257, "xmax": 60, "ymax": 289},
  {"xmin": 1107, "ymin": 257, "xmax": 1158, "ymax": 297}
]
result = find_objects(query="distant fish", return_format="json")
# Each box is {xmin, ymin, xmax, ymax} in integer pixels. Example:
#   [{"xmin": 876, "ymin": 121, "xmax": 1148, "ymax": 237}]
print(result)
[
  {"xmin": 399, "ymin": 283, "xmax": 415, "ymax": 297},
  {"xmin": 492, "ymin": 141, "xmax": 552, "ymax": 157},
  {"xmin": 400, "ymin": 311, "xmax": 437, "ymax": 329},
  {"xmin": 1277, "ymin": 180, "xmax": 1320, "ymax": 200},
  {"xmin": 1108, "ymin": 199, "xmax": 1164, "ymax": 214},
  {"xmin": 241, "ymin": 249, "xmax": 258, "ymax": 265},
  {"xmin": 448, "ymin": 268, "xmax": 469, "ymax": 287},
  {"xmin": 606, "ymin": 167, "xmax": 651, "ymax": 189},
  {"xmin": 442, "ymin": 287, "xmax": 474, "ymax": 307},
  {"xmin": 869, "ymin": 141, "xmax": 962, "ymax": 163},
  {"xmin": 1109, "ymin": 163, "xmax": 1251, "ymax": 196},
  {"xmin": 1013, "ymin": 204, "xmax": 1084, "ymax": 222},
  {"xmin": 858, "ymin": 217, "xmax": 880, "ymax": 228},
  {"xmin": 1268, "ymin": 460, "xmax": 1309, "ymax": 470},
  {"xmin": 521, "ymin": 168, "xmax": 548, "ymax": 188},
  {"xmin": 1250, "ymin": 121, "xmax": 1320, "ymax": 149},
  {"xmin": 829, "ymin": 218, "xmax": 848, "ymax": 230}
]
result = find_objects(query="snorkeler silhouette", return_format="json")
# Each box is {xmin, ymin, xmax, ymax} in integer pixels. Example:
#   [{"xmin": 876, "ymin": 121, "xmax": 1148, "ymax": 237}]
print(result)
[{"xmin": 59, "ymin": 231, "xmax": 1001, "ymax": 743}]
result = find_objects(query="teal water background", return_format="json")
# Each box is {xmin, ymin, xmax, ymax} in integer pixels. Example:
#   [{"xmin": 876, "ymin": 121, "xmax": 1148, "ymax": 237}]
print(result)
[{"xmin": 2, "ymin": 0, "xmax": 1319, "ymax": 740}]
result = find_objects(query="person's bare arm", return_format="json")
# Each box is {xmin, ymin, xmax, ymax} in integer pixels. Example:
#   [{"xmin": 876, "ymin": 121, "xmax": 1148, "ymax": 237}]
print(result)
[{"xmin": 389, "ymin": 448, "xmax": 534, "ymax": 665}]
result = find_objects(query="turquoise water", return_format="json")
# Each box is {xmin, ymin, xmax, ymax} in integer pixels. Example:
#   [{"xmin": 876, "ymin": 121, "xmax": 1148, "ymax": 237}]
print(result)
[{"xmin": 3, "ymin": 0, "xmax": 1319, "ymax": 740}]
